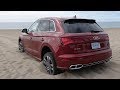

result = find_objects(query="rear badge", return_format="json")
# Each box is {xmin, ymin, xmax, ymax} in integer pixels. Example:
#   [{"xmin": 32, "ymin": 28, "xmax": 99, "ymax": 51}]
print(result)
[{"xmin": 93, "ymin": 36, "xmax": 100, "ymax": 40}]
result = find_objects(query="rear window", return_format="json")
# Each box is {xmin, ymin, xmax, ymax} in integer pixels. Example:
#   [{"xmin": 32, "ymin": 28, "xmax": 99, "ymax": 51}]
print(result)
[{"xmin": 62, "ymin": 19, "xmax": 103, "ymax": 33}]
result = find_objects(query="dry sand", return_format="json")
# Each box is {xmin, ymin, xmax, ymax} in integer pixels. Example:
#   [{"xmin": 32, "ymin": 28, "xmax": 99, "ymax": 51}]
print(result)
[{"xmin": 0, "ymin": 28, "xmax": 120, "ymax": 79}]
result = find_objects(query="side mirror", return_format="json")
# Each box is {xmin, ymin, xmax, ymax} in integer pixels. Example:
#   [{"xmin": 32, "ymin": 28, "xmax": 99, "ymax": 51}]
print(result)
[{"xmin": 22, "ymin": 28, "xmax": 28, "ymax": 34}]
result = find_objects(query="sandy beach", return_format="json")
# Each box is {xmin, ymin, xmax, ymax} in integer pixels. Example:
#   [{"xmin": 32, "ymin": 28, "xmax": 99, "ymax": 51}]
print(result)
[{"xmin": 0, "ymin": 28, "xmax": 120, "ymax": 79}]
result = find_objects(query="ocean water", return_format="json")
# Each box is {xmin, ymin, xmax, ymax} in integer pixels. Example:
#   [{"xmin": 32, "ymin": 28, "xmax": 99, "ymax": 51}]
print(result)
[
  {"xmin": 0, "ymin": 22, "xmax": 33, "ymax": 29},
  {"xmin": 0, "ymin": 22, "xmax": 120, "ymax": 29}
]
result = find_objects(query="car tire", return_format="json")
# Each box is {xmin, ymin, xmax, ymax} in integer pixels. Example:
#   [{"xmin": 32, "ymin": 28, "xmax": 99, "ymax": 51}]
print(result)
[
  {"xmin": 43, "ymin": 52, "xmax": 61, "ymax": 75},
  {"xmin": 18, "ymin": 41, "xmax": 25, "ymax": 52}
]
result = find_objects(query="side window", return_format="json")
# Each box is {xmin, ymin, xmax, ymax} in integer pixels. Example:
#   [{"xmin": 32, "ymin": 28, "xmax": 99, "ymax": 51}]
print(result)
[
  {"xmin": 38, "ymin": 20, "xmax": 49, "ymax": 32},
  {"xmin": 50, "ymin": 21, "xmax": 55, "ymax": 31},
  {"xmin": 28, "ymin": 21, "xmax": 39, "ymax": 33}
]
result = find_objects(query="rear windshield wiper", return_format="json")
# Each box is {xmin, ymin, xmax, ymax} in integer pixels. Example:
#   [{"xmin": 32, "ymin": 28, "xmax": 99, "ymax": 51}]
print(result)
[{"xmin": 91, "ymin": 30, "xmax": 103, "ymax": 33}]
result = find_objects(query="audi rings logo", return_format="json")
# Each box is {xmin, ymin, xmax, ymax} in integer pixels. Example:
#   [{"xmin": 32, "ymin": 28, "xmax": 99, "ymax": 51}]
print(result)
[{"xmin": 93, "ymin": 36, "xmax": 100, "ymax": 40}]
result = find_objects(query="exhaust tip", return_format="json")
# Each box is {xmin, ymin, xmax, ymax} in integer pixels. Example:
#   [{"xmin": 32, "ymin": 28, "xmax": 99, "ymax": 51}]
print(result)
[
  {"xmin": 77, "ymin": 64, "xmax": 83, "ymax": 68},
  {"xmin": 69, "ymin": 64, "xmax": 83, "ymax": 70},
  {"xmin": 69, "ymin": 57, "xmax": 112, "ymax": 70}
]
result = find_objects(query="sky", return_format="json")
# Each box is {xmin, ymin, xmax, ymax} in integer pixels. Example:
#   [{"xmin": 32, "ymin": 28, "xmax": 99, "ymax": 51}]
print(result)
[{"xmin": 0, "ymin": 11, "xmax": 120, "ymax": 22}]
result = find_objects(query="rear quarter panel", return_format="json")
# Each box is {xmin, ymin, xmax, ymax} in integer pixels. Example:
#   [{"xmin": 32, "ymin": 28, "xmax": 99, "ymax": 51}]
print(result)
[{"xmin": 39, "ymin": 32, "xmax": 63, "ymax": 60}]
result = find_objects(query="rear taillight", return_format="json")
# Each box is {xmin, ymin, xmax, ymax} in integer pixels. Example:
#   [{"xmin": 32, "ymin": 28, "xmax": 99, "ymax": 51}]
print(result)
[
  {"xmin": 61, "ymin": 37, "xmax": 74, "ymax": 45},
  {"xmin": 105, "ymin": 35, "xmax": 109, "ymax": 40},
  {"xmin": 107, "ymin": 41, "xmax": 110, "ymax": 47},
  {"xmin": 60, "ymin": 37, "xmax": 84, "ymax": 53}
]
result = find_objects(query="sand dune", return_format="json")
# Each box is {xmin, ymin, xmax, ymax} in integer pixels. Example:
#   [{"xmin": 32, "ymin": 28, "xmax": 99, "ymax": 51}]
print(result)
[{"xmin": 0, "ymin": 29, "xmax": 120, "ymax": 79}]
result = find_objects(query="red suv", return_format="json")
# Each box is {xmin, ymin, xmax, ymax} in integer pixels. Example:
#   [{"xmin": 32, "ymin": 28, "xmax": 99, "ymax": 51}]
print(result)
[{"xmin": 18, "ymin": 17, "xmax": 112, "ymax": 75}]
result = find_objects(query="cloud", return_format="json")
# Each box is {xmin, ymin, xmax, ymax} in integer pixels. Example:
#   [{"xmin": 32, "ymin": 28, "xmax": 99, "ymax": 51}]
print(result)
[
  {"xmin": 77, "ymin": 11, "xmax": 120, "ymax": 22},
  {"xmin": 0, "ymin": 11, "xmax": 120, "ymax": 22},
  {"xmin": 0, "ymin": 11, "xmax": 78, "ymax": 22}
]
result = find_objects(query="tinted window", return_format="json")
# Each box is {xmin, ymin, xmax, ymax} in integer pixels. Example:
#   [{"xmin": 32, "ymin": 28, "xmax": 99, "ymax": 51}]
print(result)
[
  {"xmin": 50, "ymin": 21, "xmax": 55, "ymax": 31},
  {"xmin": 38, "ymin": 20, "xmax": 49, "ymax": 32},
  {"xmin": 28, "ymin": 21, "xmax": 39, "ymax": 32},
  {"xmin": 62, "ymin": 20, "xmax": 103, "ymax": 33}
]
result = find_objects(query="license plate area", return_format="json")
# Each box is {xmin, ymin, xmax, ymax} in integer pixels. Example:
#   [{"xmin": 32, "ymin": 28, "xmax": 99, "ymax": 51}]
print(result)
[{"xmin": 91, "ymin": 42, "xmax": 101, "ymax": 49}]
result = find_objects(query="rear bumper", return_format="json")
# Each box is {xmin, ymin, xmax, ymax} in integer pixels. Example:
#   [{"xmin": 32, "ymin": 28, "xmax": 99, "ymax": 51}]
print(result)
[{"xmin": 57, "ymin": 48, "xmax": 112, "ymax": 69}]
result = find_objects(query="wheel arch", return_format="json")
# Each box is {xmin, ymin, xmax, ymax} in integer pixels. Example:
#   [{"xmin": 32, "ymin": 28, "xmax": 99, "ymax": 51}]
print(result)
[{"xmin": 40, "ymin": 44, "xmax": 56, "ymax": 61}]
